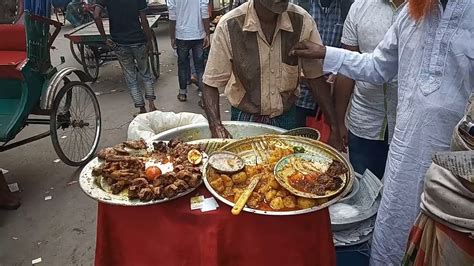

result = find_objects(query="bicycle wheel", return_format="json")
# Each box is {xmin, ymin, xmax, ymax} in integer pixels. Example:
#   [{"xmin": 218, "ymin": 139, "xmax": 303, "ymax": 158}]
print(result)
[
  {"xmin": 50, "ymin": 81, "xmax": 101, "ymax": 166},
  {"xmin": 70, "ymin": 41, "xmax": 83, "ymax": 65},
  {"xmin": 80, "ymin": 45, "xmax": 100, "ymax": 81},
  {"xmin": 149, "ymin": 31, "xmax": 160, "ymax": 79}
]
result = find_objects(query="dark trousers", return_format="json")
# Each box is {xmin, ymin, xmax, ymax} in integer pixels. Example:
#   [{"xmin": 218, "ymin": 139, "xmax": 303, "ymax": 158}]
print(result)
[
  {"xmin": 348, "ymin": 129, "xmax": 389, "ymax": 179},
  {"xmin": 295, "ymin": 106, "xmax": 317, "ymax": 128},
  {"xmin": 176, "ymin": 39, "xmax": 205, "ymax": 94}
]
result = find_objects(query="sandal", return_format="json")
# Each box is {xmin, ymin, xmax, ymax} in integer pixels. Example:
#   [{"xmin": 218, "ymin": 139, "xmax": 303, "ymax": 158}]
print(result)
[{"xmin": 177, "ymin": 94, "xmax": 187, "ymax": 102}]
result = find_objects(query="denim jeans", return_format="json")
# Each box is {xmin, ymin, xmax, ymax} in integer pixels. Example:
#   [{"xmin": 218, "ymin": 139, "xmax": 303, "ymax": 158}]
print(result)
[
  {"xmin": 348, "ymin": 129, "xmax": 389, "ymax": 179},
  {"xmin": 176, "ymin": 39, "xmax": 205, "ymax": 95},
  {"xmin": 115, "ymin": 43, "xmax": 155, "ymax": 107}
]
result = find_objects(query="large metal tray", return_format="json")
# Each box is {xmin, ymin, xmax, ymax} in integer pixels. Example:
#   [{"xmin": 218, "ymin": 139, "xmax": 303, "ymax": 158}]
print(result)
[
  {"xmin": 203, "ymin": 135, "xmax": 355, "ymax": 216},
  {"xmin": 79, "ymin": 139, "xmax": 228, "ymax": 206},
  {"xmin": 149, "ymin": 121, "xmax": 286, "ymax": 142}
]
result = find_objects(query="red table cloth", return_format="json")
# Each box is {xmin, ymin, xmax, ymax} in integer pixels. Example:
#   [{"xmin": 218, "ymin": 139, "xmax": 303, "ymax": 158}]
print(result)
[{"xmin": 95, "ymin": 186, "xmax": 336, "ymax": 266}]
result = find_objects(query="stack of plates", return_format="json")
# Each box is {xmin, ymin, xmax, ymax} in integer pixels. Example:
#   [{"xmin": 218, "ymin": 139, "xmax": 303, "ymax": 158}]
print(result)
[{"xmin": 330, "ymin": 170, "xmax": 383, "ymax": 246}]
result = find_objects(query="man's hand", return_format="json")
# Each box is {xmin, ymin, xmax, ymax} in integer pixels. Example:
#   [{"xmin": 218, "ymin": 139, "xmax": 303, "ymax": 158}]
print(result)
[
  {"xmin": 105, "ymin": 38, "xmax": 117, "ymax": 50},
  {"xmin": 328, "ymin": 129, "xmax": 344, "ymax": 152},
  {"xmin": 203, "ymin": 35, "xmax": 210, "ymax": 49},
  {"xmin": 338, "ymin": 123, "xmax": 349, "ymax": 153},
  {"xmin": 210, "ymin": 124, "xmax": 232, "ymax": 139},
  {"xmin": 290, "ymin": 40, "xmax": 326, "ymax": 59},
  {"xmin": 171, "ymin": 38, "xmax": 177, "ymax": 49}
]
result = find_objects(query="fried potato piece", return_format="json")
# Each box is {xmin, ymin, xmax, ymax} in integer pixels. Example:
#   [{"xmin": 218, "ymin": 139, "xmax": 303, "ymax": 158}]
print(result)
[
  {"xmin": 221, "ymin": 174, "xmax": 234, "ymax": 188},
  {"xmin": 247, "ymin": 192, "xmax": 262, "ymax": 208},
  {"xmin": 270, "ymin": 197, "xmax": 284, "ymax": 210},
  {"xmin": 231, "ymin": 172, "xmax": 248, "ymax": 184},
  {"xmin": 265, "ymin": 189, "xmax": 277, "ymax": 202},
  {"xmin": 244, "ymin": 165, "xmax": 263, "ymax": 177},
  {"xmin": 210, "ymin": 178, "xmax": 225, "ymax": 193},
  {"xmin": 276, "ymin": 190, "xmax": 288, "ymax": 198},
  {"xmin": 297, "ymin": 197, "xmax": 316, "ymax": 209},
  {"xmin": 223, "ymin": 186, "xmax": 234, "ymax": 197},
  {"xmin": 269, "ymin": 178, "xmax": 280, "ymax": 190},
  {"xmin": 283, "ymin": 195, "xmax": 297, "ymax": 208}
]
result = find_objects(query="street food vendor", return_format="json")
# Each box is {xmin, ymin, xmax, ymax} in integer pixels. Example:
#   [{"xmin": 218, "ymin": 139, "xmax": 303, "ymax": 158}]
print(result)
[{"xmin": 202, "ymin": 0, "xmax": 340, "ymax": 149}]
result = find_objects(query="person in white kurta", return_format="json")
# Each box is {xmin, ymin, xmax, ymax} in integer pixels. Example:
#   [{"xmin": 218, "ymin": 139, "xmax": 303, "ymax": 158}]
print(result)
[{"xmin": 291, "ymin": 0, "xmax": 474, "ymax": 265}]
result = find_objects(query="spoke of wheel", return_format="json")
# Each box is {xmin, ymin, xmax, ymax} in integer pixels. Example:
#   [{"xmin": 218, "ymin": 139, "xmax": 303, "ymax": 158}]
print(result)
[
  {"xmin": 78, "ymin": 128, "xmax": 87, "ymax": 160},
  {"xmin": 80, "ymin": 127, "xmax": 94, "ymax": 156},
  {"xmin": 82, "ymin": 125, "xmax": 95, "ymax": 142}
]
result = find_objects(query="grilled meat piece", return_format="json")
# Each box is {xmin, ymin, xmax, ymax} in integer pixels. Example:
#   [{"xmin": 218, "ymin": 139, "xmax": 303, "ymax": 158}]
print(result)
[
  {"xmin": 128, "ymin": 185, "xmax": 140, "ymax": 199},
  {"xmin": 153, "ymin": 178, "xmax": 163, "ymax": 187},
  {"xmin": 113, "ymin": 145, "xmax": 129, "ymax": 155},
  {"xmin": 187, "ymin": 174, "xmax": 201, "ymax": 188},
  {"xmin": 164, "ymin": 184, "xmax": 179, "ymax": 198},
  {"xmin": 176, "ymin": 170, "xmax": 193, "ymax": 182},
  {"xmin": 153, "ymin": 141, "xmax": 168, "ymax": 153},
  {"xmin": 189, "ymin": 166, "xmax": 201, "ymax": 173},
  {"xmin": 138, "ymin": 187, "xmax": 154, "ymax": 201},
  {"xmin": 160, "ymin": 172, "xmax": 176, "ymax": 186},
  {"xmin": 168, "ymin": 138, "xmax": 183, "ymax": 149},
  {"xmin": 130, "ymin": 178, "xmax": 148, "ymax": 188},
  {"xmin": 97, "ymin": 147, "xmax": 118, "ymax": 160},
  {"xmin": 173, "ymin": 179, "xmax": 189, "ymax": 193},
  {"xmin": 111, "ymin": 180, "xmax": 127, "ymax": 194},
  {"xmin": 92, "ymin": 166, "xmax": 104, "ymax": 176},
  {"xmin": 123, "ymin": 139, "xmax": 147, "ymax": 150},
  {"xmin": 326, "ymin": 160, "xmax": 348, "ymax": 177},
  {"xmin": 153, "ymin": 186, "xmax": 163, "ymax": 199}
]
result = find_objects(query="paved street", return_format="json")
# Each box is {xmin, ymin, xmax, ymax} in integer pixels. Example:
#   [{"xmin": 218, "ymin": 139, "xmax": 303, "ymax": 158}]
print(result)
[{"xmin": 0, "ymin": 20, "xmax": 229, "ymax": 265}]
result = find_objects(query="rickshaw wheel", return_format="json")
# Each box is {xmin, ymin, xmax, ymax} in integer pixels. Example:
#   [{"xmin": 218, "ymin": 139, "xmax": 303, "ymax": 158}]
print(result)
[
  {"xmin": 50, "ymin": 81, "xmax": 102, "ymax": 166},
  {"xmin": 149, "ymin": 31, "xmax": 160, "ymax": 79},
  {"xmin": 80, "ymin": 45, "xmax": 100, "ymax": 82},
  {"xmin": 70, "ymin": 41, "xmax": 84, "ymax": 65}
]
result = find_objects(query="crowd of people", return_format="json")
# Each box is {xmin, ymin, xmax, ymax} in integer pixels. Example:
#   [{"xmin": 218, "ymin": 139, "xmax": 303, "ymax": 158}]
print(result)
[{"xmin": 1, "ymin": 0, "xmax": 472, "ymax": 265}]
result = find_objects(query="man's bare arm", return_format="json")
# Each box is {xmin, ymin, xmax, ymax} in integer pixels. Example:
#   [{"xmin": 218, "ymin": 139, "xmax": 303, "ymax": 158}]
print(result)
[
  {"xmin": 139, "ymin": 11, "xmax": 153, "ymax": 42},
  {"xmin": 93, "ymin": 6, "xmax": 107, "ymax": 41},
  {"xmin": 308, "ymin": 76, "xmax": 343, "ymax": 151},
  {"xmin": 334, "ymin": 44, "xmax": 359, "ymax": 149},
  {"xmin": 169, "ymin": 20, "xmax": 177, "ymax": 48},
  {"xmin": 203, "ymin": 84, "xmax": 231, "ymax": 138},
  {"xmin": 203, "ymin": 18, "xmax": 210, "ymax": 48}
]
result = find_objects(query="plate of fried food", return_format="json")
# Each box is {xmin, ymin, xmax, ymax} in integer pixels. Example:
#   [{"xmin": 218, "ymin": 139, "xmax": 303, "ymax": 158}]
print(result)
[
  {"xmin": 202, "ymin": 135, "xmax": 354, "ymax": 215},
  {"xmin": 274, "ymin": 153, "xmax": 348, "ymax": 199},
  {"xmin": 80, "ymin": 138, "xmax": 212, "ymax": 206}
]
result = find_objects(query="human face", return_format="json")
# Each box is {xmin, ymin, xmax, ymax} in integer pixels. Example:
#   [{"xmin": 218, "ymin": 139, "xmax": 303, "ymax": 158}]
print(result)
[{"xmin": 258, "ymin": 0, "xmax": 289, "ymax": 14}]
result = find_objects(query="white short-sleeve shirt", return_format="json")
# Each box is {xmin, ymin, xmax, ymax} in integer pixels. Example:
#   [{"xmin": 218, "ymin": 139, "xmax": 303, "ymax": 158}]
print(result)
[{"xmin": 341, "ymin": 0, "xmax": 403, "ymax": 141}]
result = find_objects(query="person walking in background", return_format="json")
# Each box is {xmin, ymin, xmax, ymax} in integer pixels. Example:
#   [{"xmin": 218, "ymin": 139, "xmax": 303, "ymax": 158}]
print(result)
[
  {"xmin": 94, "ymin": 0, "xmax": 157, "ymax": 115},
  {"xmin": 294, "ymin": 0, "xmax": 353, "ymax": 152},
  {"xmin": 290, "ymin": 0, "xmax": 474, "ymax": 264},
  {"xmin": 168, "ymin": 0, "xmax": 210, "ymax": 104},
  {"xmin": 334, "ymin": 0, "xmax": 404, "ymax": 178}
]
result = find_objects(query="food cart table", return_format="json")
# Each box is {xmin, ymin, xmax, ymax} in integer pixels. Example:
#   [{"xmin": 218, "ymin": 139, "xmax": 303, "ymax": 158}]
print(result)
[{"xmin": 95, "ymin": 186, "xmax": 336, "ymax": 266}]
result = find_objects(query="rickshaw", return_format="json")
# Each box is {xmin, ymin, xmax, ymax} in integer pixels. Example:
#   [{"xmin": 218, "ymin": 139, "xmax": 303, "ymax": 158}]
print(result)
[
  {"xmin": 0, "ymin": 12, "xmax": 101, "ymax": 166},
  {"xmin": 65, "ymin": 15, "xmax": 161, "ymax": 81}
]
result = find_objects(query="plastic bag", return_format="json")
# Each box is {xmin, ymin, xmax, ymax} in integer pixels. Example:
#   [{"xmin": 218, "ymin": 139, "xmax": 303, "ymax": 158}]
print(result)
[
  {"xmin": 306, "ymin": 108, "xmax": 331, "ymax": 143},
  {"xmin": 127, "ymin": 111, "xmax": 208, "ymax": 141}
]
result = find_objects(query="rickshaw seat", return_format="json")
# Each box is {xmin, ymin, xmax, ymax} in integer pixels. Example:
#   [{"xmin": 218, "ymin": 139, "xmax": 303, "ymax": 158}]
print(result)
[
  {"xmin": 0, "ymin": 51, "xmax": 26, "ymax": 80},
  {"xmin": 0, "ymin": 24, "xmax": 27, "ymax": 80}
]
